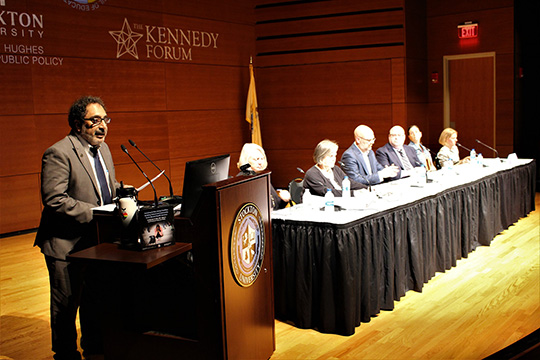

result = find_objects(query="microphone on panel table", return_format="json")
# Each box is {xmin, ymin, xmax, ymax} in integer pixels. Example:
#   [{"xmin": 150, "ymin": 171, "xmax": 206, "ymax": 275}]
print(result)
[
  {"xmin": 121, "ymin": 144, "xmax": 159, "ymax": 207},
  {"xmin": 475, "ymin": 139, "xmax": 501, "ymax": 161},
  {"xmin": 456, "ymin": 142, "xmax": 471, "ymax": 153},
  {"xmin": 128, "ymin": 139, "xmax": 182, "ymax": 205}
]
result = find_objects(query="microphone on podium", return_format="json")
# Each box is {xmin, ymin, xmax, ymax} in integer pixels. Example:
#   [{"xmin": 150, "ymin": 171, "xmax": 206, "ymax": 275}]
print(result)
[
  {"xmin": 128, "ymin": 139, "xmax": 182, "ymax": 204},
  {"xmin": 475, "ymin": 139, "xmax": 501, "ymax": 160},
  {"xmin": 121, "ymin": 144, "xmax": 159, "ymax": 207},
  {"xmin": 240, "ymin": 163, "xmax": 256, "ymax": 175}
]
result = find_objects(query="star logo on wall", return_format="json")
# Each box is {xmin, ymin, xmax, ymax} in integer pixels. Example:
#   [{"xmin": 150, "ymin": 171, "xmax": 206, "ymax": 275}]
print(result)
[{"xmin": 109, "ymin": 18, "xmax": 143, "ymax": 59}]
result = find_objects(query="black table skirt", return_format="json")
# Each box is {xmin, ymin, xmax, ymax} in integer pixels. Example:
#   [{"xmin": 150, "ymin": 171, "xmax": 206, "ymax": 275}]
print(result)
[{"xmin": 272, "ymin": 161, "xmax": 536, "ymax": 336}]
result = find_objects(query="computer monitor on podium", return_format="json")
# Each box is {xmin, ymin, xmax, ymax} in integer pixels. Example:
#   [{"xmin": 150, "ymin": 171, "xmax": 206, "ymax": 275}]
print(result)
[{"xmin": 180, "ymin": 154, "xmax": 230, "ymax": 218}]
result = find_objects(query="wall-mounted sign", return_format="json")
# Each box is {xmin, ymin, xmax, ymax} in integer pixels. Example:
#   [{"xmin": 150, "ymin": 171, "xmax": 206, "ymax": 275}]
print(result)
[{"xmin": 458, "ymin": 22, "xmax": 478, "ymax": 39}]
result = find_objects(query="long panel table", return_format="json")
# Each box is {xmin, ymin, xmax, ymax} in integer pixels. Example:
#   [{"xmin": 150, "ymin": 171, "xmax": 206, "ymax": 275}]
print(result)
[{"xmin": 271, "ymin": 159, "xmax": 536, "ymax": 336}]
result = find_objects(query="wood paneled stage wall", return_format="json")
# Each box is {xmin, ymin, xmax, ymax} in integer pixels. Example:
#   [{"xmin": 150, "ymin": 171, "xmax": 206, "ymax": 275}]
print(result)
[
  {"xmin": 0, "ymin": 0, "xmax": 517, "ymax": 234},
  {"xmin": 0, "ymin": 0, "xmax": 255, "ymax": 234},
  {"xmin": 255, "ymin": 0, "xmax": 515, "ymax": 188}
]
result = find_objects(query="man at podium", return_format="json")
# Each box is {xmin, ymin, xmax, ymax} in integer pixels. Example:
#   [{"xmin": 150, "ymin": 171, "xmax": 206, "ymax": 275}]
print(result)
[{"xmin": 34, "ymin": 95, "xmax": 119, "ymax": 360}]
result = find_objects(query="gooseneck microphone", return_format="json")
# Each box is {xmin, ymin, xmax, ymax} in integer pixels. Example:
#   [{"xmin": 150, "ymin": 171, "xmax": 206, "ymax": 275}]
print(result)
[
  {"xmin": 121, "ymin": 144, "xmax": 159, "ymax": 207},
  {"xmin": 297, "ymin": 167, "xmax": 305, "ymax": 174},
  {"xmin": 475, "ymin": 139, "xmax": 500, "ymax": 159},
  {"xmin": 128, "ymin": 139, "xmax": 181, "ymax": 203},
  {"xmin": 456, "ymin": 142, "xmax": 471, "ymax": 152}
]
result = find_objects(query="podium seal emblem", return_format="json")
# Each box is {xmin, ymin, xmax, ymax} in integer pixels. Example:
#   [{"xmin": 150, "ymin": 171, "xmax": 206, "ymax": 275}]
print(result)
[{"xmin": 230, "ymin": 203, "xmax": 265, "ymax": 287}]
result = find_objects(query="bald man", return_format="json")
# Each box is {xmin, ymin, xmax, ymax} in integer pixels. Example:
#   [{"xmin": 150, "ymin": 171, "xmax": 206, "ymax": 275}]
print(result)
[
  {"xmin": 340, "ymin": 125, "xmax": 399, "ymax": 185},
  {"xmin": 375, "ymin": 125, "xmax": 422, "ymax": 180}
]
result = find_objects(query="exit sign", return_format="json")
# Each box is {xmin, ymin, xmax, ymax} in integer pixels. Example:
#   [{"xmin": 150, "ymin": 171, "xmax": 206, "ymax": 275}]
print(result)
[{"xmin": 458, "ymin": 22, "xmax": 478, "ymax": 39}]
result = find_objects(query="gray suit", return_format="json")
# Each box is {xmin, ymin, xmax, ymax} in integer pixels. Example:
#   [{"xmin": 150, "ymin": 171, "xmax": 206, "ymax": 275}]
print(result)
[
  {"xmin": 35, "ymin": 132, "xmax": 117, "ymax": 359},
  {"xmin": 35, "ymin": 133, "xmax": 117, "ymax": 260}
]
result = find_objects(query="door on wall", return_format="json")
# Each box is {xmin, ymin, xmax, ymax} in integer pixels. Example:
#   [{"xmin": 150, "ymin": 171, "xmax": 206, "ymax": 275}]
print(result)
[{"xmin": 444, "ymin": 53, "xmax": 495, "ymax": 154}]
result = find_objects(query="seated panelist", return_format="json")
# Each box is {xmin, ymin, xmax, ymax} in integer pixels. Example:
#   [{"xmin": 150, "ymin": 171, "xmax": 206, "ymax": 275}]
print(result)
[
  {"xmin": 408, "ymin": 125, "xmax": 435, "ymax": 171},
  {"xmin": 341, "ymin": 125, "xmax": 399, "ymax": 185},
  {"xmin": 304, "ymin": 139, "xmax": 367, "ymax": 197},
  {"xmin": 436, "ymin": 128, "xmax": 470, "ymax": 166},
  {"xmin": 237, "ymin": 143, "xmax": 290, "ymax": 210},
  {"xmin": 376, "ymin": 125, "xmax": 422, "ymax": 180}
]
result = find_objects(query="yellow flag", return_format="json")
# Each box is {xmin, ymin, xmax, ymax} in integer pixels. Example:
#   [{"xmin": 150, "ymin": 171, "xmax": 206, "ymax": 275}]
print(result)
[{"xmin": 246, "ymin": 62, "xmax": 262, "ymax": 147}]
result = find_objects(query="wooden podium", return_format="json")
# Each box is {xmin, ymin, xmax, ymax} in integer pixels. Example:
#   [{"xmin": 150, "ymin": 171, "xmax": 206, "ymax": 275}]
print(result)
[{"xmin": 70, "ymin": 172, "xmax": 275, "ymax": 360}]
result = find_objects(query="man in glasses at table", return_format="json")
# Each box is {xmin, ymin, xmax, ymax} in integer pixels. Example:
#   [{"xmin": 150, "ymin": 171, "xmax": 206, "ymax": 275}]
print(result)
[
  {"xmin": 376, "ymin": 125, "xmax": 423, "ymax": 180},
  {"xmin": 341, "ymin": 124, "xmax": 399, "ymax": 186},
  {"xmin": 35, "ymin": 95, "xmax": 119, "ymax": 360}
]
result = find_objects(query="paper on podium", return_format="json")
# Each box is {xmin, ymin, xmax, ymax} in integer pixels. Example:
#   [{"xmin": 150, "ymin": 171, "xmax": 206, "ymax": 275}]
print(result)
[
  {"xmin": 136, "ymin": 170, "xmax": 165, "ymax": 192},
  {"xmin": 92, "ymin": 203, "xmax": 116, "ymax": 213}
]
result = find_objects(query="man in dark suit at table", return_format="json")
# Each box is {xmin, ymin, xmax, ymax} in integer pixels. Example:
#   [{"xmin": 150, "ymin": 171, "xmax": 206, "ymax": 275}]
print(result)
[
  {"xmin": 341, "ymin": 124, "xmax": 399, "ymax": 185},
  {"xmin": 376, "ymin": 125, "xmax": 422, "ymax": 180},
  {"xmin": 34, "ymin": 95, "xmax": 119, "ymax": 360}
]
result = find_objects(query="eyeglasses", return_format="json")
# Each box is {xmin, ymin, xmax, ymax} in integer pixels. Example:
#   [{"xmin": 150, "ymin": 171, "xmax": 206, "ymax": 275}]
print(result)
[
  {"xmin": 389, "ymin": 133, "xmax": 405, "ymax": 137},
  {"xmin": 83, "ymin": 116, "xmax": 111, "ymax": 126},
  {"xmin": 359, "ymin": 136, "xmax": 376, "ymax": 143}
]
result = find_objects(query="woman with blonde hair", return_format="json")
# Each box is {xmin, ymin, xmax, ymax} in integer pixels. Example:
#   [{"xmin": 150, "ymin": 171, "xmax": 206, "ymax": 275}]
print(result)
[
  {"xmin": 436, "ymin": 128, "xmax": 469, "ymax": 166},
  {"xmin": 237, "ymin": 143, "xmax": 290, "ymax": 209}
]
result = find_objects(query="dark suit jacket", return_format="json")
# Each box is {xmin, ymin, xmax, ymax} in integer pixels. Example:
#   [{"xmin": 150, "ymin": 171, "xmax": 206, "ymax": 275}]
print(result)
[
  {"xmin": 303, "ymin": 165, "xmax": 366, "ymax": 197},
  {"xmin": 341, "ymin": 143, "xmax": 384, "ymax": 185},
  {"xmin": 376, "ymin": 143, "xmax": 421, "ymax": 180},
  {"xmin": 35, "ymin": 133, "xmax": 118, "ymax": 260}
]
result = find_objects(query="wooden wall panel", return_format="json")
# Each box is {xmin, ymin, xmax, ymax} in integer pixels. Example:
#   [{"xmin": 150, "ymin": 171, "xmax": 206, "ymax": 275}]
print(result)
[
  {"xmin": 427, "ymin": 1, "xmax": 515, "ymax": 156},
  {"xmin": 0, "ymin": 175, "xmax": 41, "ymax": 234},
  {"xmin": 427, "ymin": 0, "xmax": 514, "ymax": 17},
  {"xmin": 256, "ymin": 11, "xmax": 404, "ymax": 38},
  {"xmin": 255, "ymin": 0, "xmax": 404, "ymax": 23},
  {"xmin": 427, "ymin": 7, "xmax": 513, "ymax": 59},
  {"xmin": 257, "ymin": 28, "xmax": 404, "ymax": 55},
  {"xmin": 427, "ymin": 102, "xmax": 444, "ymax": 144},
  {"xmin": 166, "ymin": 0, "xmax": 252, "ymax": 23},
  {"xmin": 0, "ymin": 0, "xmax": 254, "ymax": 234},
  {"xmin": 496, "ymin": 53, "xmax": 514, "ymax": 101},
  {"xmin": 406, "ymin": 58, "xmax": 428, "ymax": 103},
  {"xmin": 258, "ymin": 61, "xmax": 393, "ymax": 108},
  {"xmin": 166, "ymin": 110, "xmax": 248, "ymax": 160},
  {"xmin": 392, "ymin": 58, "xmax": 405, "ymax": 103},
  {"xmin": 31, "ymin": 60, "xmax": 167, "ymax": 114},
  {"xmin": 261, "ymin": 105, "xmax": 393, "ymax": 150},
  {"xmin": 0, "ymin": 116, "xmax": 41, "ymax": 176},
  {"xmin": 495, "ymin": 100, "xmax": 513, "ymax": 151},
  {"xmin": 102, "ymin": 112, "xmax": 171, "ymax": 166},
  {"xmin": 266, "ymin": 149, "xmax": 314, "ymax": 188},
  {"xmin": 0, "ymin": 66, "xmax": 34, "ymax": 115},
  {"xmin": 256, "ymin": 46, "xmax": 404, "ymax": 67},
  {"xmin": 165, "ymin": 64, "xmax": 248, "ymax": 111}
]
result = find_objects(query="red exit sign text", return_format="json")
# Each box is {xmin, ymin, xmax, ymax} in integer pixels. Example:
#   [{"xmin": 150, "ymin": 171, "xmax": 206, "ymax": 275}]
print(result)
[{"xmin": 458, "ymin": 22, "xmax": 478, "ymax": 39}]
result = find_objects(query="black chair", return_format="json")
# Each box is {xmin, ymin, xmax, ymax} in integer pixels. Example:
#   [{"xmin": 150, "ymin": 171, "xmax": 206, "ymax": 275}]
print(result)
[{"xmin": 288, "ymin": 177, "xmax": 304, "ymax": 205}]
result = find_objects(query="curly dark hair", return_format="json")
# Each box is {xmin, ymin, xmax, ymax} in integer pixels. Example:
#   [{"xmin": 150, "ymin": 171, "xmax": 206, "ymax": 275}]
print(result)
[{"xmin": 68, "ymin": 95, "xmax": 107, "ymax": 130}]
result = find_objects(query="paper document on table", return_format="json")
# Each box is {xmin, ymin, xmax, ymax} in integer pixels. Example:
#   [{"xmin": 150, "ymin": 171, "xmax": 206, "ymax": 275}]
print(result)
[
  {"xmin": 136, "ymin": 170, "xmax": 165, "ymax": 192},
  {"xmin": 92, "ymin": 203, "xmax": 116, "ymax": 213}
]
